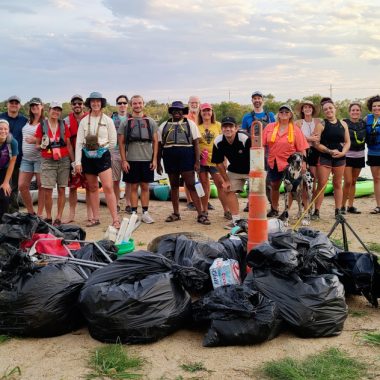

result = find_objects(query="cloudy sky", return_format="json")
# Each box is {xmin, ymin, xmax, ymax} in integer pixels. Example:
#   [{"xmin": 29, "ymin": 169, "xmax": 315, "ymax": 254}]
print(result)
[{"xmin": 0, "ymin": 0, "xmax": 379, "ymax": 105}]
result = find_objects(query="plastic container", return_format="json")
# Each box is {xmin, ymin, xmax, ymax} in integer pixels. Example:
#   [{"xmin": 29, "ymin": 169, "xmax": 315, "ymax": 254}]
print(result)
[{"xmin": 116, "ymin": 239, "xmax": 135, "ymax": 255}]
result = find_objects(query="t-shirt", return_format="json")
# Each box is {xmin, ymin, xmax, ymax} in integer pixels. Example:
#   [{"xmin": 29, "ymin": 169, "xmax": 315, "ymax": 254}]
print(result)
[
  {"xmin": 0, "ymin": 138, "xmax": 18, "ymax": 169},
  {"xmin": 198, "ymin": 122, "xmax": 222, "ymax": 166},
  {"xmin": 111, "ymin": 113, "xmax": 127, "ymax": 157},
  {"xmin": 212, "ymin": 131, "xmax": 251, "ymax": 174},
  {"xmin": 35, "ymin": 121, "xmax": 71, "ymax": 159},
  {"xmin": 118, "ymin": 116, "xmax": 158, "ymax": 161},
  {"xmin": 263, "ymin": 122, "xmax": 309, "ymax": 172},
  {"xmin": 241, "ymin": 110, "xmax": 275, "ymax": 132},
  {"xmin": 22, "ymin": 123, "xmax": 41, "ymax": 161},
  {"xmin": 158, "ymin": 118, "xmax": 200, "ymax": 147}
]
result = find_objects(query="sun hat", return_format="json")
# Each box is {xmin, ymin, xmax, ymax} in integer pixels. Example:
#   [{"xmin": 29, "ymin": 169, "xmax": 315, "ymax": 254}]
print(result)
[
  {"xmin": 295, "ymin": 100, "xmax": 320, "ymax": 117},
  {"xmin": 168, "ymin": 101, "xmax": 189, "ymax": 115},
  {"xmin": 84, "ymin": 92, "xmax": 107, "ymax": 108}
]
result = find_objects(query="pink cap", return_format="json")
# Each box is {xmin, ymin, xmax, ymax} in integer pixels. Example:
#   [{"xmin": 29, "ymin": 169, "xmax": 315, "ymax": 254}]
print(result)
[{"xmin": 200, "ymin": 103, "xmax": 213, "ymax": 110}]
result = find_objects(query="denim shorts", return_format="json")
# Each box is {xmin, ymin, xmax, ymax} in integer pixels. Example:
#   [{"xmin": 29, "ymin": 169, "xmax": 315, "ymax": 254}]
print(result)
[{"xmin": 20, "ymin": 158, "xmax": 42, "ymax": 173}]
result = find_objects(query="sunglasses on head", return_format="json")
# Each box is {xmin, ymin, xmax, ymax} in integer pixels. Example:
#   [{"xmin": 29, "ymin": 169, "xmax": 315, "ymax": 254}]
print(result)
[{"xmin": 117, "ymin": 102, "xmax": 128, "ymax": 105}]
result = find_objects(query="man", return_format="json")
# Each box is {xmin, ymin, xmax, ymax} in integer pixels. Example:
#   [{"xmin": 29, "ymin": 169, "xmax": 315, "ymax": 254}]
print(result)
[
  {"xmin": 0, "ymin": 96, "xmax": 28, "ymax": 212},
  {"xmin": 212, "ymin": 116, "xmax": 251, "ymax": 229},
  {"xmin": 111, "ymin": 95, "xmax": 131, "ymax": 213},
  {"xmin": 62, "ymin": 95, "xmax": 92, "ymax": 223},
  {"xmin": 118, "ymin": 95, "xmax": 158, "ymax": 223},
  {"xmin": 241, "ymin": 91, "xmax": 275, "ymax": 211}
]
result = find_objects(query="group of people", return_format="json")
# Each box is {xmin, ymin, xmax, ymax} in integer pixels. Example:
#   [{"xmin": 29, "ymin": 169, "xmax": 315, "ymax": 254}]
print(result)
[{"xmin": 0, "ymin": 91, "xmax": 379, "ymax": 230}]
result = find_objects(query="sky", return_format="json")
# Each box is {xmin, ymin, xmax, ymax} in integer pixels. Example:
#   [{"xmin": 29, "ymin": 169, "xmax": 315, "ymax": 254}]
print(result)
[{"xmin": 0, "ymin": 0, "xmax": 379, "ymax": 105}]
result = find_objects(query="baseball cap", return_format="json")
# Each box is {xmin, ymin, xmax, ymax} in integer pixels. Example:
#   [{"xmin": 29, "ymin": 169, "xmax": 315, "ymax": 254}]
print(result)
[
  {"xmin": 8, "ymin": 95, "xmax": 21, "ymax": 103},
  {"xmin": 251, "ymin": 91, "xmax": 263, "ymax": 98},
  {"xmin": 221, "ymin": 116, "xmax": 237, "ymax": 126},
  {"xmin": 49, "ymin": 101, "xmax": 63, "ymax": 110},
  {"xmin": 70, "ymin": 94, "xmax": 83, "ymax": 103},
  {"xmin": 279, "ymin": 104, "xmax": 293, "ymax": 113},
  {"xmin": 29, "ymin": 97, "xmax": 42, "ymax": 105},
  {"xmin": 200, "ymin": 103, "xmax": 213, "ymax": 110}
]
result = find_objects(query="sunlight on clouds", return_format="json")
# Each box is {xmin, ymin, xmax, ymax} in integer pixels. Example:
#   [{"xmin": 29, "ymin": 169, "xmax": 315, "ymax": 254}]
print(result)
[
  {"xmin": 52, "ymin": 0, "xmax": 75, "ymax": 10},
  {"xmin": 360, "ymin": 47, "xmax": 380, "ymax": 63}
]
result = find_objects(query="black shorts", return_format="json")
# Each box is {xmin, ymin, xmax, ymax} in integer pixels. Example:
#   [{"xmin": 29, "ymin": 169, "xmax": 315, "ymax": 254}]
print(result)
[
  {"xmin": 162, "ymin": 146, "xmax": 195, "ymax": 174},
  {"xmin": 318, "ymin": 155, "xmax": 346, "ymax": 168},
  {"xmin": 82, "ymin": 150, "xmax": 111, "ymax": 175},
  {"xmin": 346, "ymin": 156, "xmax": 365, "ymax": 168},
  {"xmin": 123, "ymin": 161, "xmax": 154, "ymax": 183},
  {"xmin": 307, "ymin": 147, "xmax": 320, "ymax": 167},
  {"xmin": 367, "ymin": 155, "xmax": 380, "ymax": 167},
  {"xmin": 267, "ymin": 162, "xmax": 284, "ymax": 182}
]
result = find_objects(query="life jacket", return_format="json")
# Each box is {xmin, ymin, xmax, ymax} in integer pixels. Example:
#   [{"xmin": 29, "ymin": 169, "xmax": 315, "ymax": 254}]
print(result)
[
  {"xmin": 124, "ymin": 115, "xmax": 153, "ymax": 144},
  {"xmin": 41, "ymin": 119, "xmax": 67, "ymax": 149},
  {"xmin": 365, "ymin": 114, "xmax": 380, "ymax": 149},
  {"xmin": 67, "ymin": 112, "xmax": 87, "ymax": 138},
  {"xmin": 344, "ymin": 119, "xmax": 366, "ymax": 151},
  {"xmin": 111, "ymin": 112, "xmax": 128, "ymax": 131},
  {"xmin": 247, "ymin": 111, "xmax": 271, "ymax": 134},
  {"xmin": 161, "ymin": 118, "xmax": 192, "ymax": 147},
  {"xmin": 0, "ymin": 134, "xmax": 13, "ymax": 168}
]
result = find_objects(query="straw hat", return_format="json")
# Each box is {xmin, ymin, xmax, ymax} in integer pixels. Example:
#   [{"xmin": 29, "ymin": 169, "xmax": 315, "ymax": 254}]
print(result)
[{"xmin": 295, "ymin": 100, "xmax": 320, "ymax": 117}]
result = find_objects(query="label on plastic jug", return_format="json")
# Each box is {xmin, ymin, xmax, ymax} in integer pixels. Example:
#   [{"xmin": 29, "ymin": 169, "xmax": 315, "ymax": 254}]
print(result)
[{"xmin": 209, "ymin": 258, "xmax": 241, "ymax": 289}]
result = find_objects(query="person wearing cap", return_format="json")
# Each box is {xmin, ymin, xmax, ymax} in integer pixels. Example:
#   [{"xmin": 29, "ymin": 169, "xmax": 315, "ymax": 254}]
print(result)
[
  {"xmin": 0, "ymin": 96, "xmax": 28, "ymax": 213},
  {"xmin": 197, "ymin": 103, "xmax": 230, "ymax": 218},
  {"xmin": 211, "ymin": 116, "xmax": 251, "ymax": 229},
  {"xmin": 295, "ymin": 100, "xmax": 321, "ymax": 196},
  {"xmin": 62, "ymin": 95, "xmax": 92, "ymax": 224},
  {"xmin": 35, "ymin": 102, "xmax": 74, "ymax": 226},
  {"xmin": 263, "ymin": 104, "xmax": 309, "ymax": 217},
  {"xmin": 75, "ymin": 92, "xmax": 119, "ymax": 228},
  {"xmin": 0, "ymin": 119, "xmax": 19, "ymax": 219},
  {"xmin": 111, "ymin": 95, "xmax": 131, "ymax": 214},
  {"xmin": 313, "ymin": 99, "xmax": 350, "ymax": 219},
  {"xmin": 18, "ymin": 97, "xmax": 45, "ymax": 216},
  {"xmin": 157, "ymin": 101, "xmax": 210, "ymax": 225},
  {"xmin": 118, "ymin": 95, "xmax": 158, "ymax": 224}
]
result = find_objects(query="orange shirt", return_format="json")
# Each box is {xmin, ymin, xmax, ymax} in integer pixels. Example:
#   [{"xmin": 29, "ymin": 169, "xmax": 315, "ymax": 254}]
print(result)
[{"xmin": 263, "ymin": 122, "xmax": 309, "ymax": 172}]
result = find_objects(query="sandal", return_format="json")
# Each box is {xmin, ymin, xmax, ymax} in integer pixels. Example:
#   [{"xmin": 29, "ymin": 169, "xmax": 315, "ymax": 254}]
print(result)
[
  {"xmin": 370, "ymin": 207, "xmax": 380, "ymax": 214},
  {"xmin": 86, "ymin": 219, "xmax": 100, "ymax": 227},
  {"xmin": 53, "ymin": 219, "xmax": 62, "ymax": 227},
  {"xmin": 347, "ymin": 206, "xmax": 361, "ymax": 214},
  {"xmin": 165, "ymin": 213, "xmax": 181, "ymax": 222},
  {"xmin": 44, "ymin": 218, "xmax": 53, "ymax": 224},
  {"xmin": 197, "ymin": 213, "xmax": 211, "ymax": 225}
]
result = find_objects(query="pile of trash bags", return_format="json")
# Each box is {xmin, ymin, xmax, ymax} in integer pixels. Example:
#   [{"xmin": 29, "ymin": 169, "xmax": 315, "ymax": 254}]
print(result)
[{"xmin": 0, "ymin": 212, "xmax": 379, "ymax": 347}]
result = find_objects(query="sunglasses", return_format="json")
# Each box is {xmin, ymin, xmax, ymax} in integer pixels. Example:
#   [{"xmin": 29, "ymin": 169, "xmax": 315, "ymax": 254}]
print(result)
[
  {"xmin": 117, "ymin": 102, "xmax": 128, "ymax": 105},
  {"xmin": 72, "ymin": 102, "xmax": 83, "ymax": 106},
  {"xmin": 279, "ymin": 110, "xmax": 290, "ymax": 114}
]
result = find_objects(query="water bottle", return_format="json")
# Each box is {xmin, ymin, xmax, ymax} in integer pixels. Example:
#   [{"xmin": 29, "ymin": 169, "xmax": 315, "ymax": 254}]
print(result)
[{"xmin": 200, "ymin": 149, "xmax": 209, "ymax": 166}]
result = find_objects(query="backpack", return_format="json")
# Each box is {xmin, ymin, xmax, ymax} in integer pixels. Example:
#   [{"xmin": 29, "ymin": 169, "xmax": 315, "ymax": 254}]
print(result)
[{"xmin": 247, "ymin": 111, "xmax": 271, "ymax": 134}]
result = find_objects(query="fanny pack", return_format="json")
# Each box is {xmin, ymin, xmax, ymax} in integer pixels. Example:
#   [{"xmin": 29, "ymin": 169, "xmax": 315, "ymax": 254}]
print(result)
[
  {"xmin": 83, "ymin": 146, "xmax": 108, "ymax": 159},
  {"xmin": 83, "ymin": 113, "xmax": 108, "ymax": 158}
]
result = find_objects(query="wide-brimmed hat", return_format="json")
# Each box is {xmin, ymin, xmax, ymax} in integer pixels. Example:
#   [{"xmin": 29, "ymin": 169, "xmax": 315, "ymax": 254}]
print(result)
[
  {"xmin": 85, "ymin": 91, "xmax": 107, "ymax": 108},
  {"xmin": 295, "ymin": 100, "xmax": 319, "ymax": 117},
  {"xmin": 168, "ymin": 101, "xmax": 188, "ymax": 115}
]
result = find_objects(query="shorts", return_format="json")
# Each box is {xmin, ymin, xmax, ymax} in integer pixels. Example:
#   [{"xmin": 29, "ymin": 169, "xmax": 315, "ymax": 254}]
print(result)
[
  {"xmin": 227, "ymin": 171, "xmax": 248, "ymax": 192},
  {"xmin": 162, "ymin": 146, "xmax": 195, "ymax": 174},
  {"xmin": 68, "ymin": 172, "xmax": 88, "ymax": 189},
  {"xmin": 306, "ymin": 147, "xmax": 320, "ymax": 167},
  {"xmin": 367, "ymin": 155, "xmax": 380, "ymax": 167},
  {"xmin": 41, "ymin": 156, "xmax": 70, "ymax": 189},
  {"xmin": 267, "ymin": 162, "xmax": 284, "ymax": 182},
  {"xmin": 346, "ymin": 156, "xmax": 365, "ymax": 168},
  {"xmin": 318, "ymin": 155, "xmax": 346, "ymax": 168},
  {"xmin": 200, "ymin": 165, "xmax": 218, "ymax": 174},
  {"xmin": 20, "ymin": 158, "xmax": 41, "ymax": 173},
  {"xmin": 123, "ymin": 161, "xmax": 154, "ymax": 184},
  {"xmin": 111, "ymin": 151, "xmax": 122, "ymax": 181},
  {"xmin": 82, "ymin": 150, "xmax": 112, "ymax": 176}
]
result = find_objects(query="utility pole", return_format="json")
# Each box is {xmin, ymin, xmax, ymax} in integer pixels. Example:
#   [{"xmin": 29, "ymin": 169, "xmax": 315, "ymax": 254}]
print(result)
[
  {"xmin": 329, "ymin": 84, "xmax": 333, "ymax": 99},
  {"xmin": 228, "ymin": 89, "xmax": 231, "ymax": 102}
]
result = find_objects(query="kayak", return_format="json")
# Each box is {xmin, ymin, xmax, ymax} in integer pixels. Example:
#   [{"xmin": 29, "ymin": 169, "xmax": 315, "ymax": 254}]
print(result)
[
  {"xmin": 150, "ymin": 182, "xmax": 219, "ymax": 201},
  {"xmin": 354, "ymin": 179, "xmax": 374, "ymax": 198}
]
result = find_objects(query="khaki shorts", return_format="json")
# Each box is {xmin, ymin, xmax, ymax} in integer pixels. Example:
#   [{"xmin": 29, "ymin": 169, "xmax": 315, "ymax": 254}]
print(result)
[
  {"xmin": 41, "ymin": 156, "xmax": 70, "ymax": 189},
  {"xmin": 111, "ymin": 151, "xmax": 122, "ymax": 181},
  {"xmin": 227, "ymin": 171, "xmax": 248, "ymax": 192}
]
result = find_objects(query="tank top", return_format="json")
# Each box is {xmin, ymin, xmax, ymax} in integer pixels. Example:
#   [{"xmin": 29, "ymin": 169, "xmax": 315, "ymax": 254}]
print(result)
[
  {"xmin": 301, "ymin": 119, "xmax": 316, "ymax": 139},
  {"xmin": 343, "ymin": 119, "xmax": 366, "ymax": 152},
  {"xmin": 320, "ymin": 119, "xmax": 345, "ymax": 158}
]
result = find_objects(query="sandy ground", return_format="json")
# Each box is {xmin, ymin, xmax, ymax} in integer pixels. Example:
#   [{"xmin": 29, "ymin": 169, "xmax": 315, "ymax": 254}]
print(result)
[{"xmin": 0, "ymin": 194, "xmax": 379, "ymax": 379}]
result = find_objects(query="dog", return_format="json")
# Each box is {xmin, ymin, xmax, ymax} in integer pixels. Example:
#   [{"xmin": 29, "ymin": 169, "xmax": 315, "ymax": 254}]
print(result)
[{"xmin": 278, "ymin": 152, "xmax": 314, "ymax": 226}]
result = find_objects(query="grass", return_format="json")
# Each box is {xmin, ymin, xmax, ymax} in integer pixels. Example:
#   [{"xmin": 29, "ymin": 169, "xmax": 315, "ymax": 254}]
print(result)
[
  {"xmin": 330, "ymin": 237, "xmax": 345, "ymax": 249},
  {"xmin": 367, "ymin": 242, "xmax": 380, "ymax": 253},
  {"xmin": 262, "ymin": 347, "xmax": 367, "ymax": 380},
  {"xmin": 0, "ymin": 335, "xmax": 10, "ymax": 344},
  {"xmin": 361, "ymin": 332, "xmax": 380, "ymax": 346},
  {"xmin": 0, "ymin": 366, "xmax": 21, "ymax": 380},
  {"xmin": 87, "ymin": 343, "xmax": 144, "ymax": 379},
  {"xmin": 348, "ymin": 309, "xmax": 368, "ymax": 318},
  {"xmin": 136, "ymin": 241, "xmax": 145, "ymax": 247},
  {"xmin": 180, "ymin": 362, "xmax": 207, "ymax": 373}
]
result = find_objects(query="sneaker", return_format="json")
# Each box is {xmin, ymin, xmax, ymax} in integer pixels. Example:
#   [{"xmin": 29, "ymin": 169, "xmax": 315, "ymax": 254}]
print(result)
[
  {"xmin": 207, "ymin": 202, "xmax": 215, "ymax": 210},
  {"xmin": 347, "ymin": 206, "xmax": 361, "ymax": 214},
  {"xmin": 141, "ymin": 211, "xmax": 154, "ymax": 224},
  {"xmin": 186, "ymin": 202, "xmax": 196, "ymax": 211},
  {"xmin": 311, "ymin": 209, "xmax": 320, "ymax": 220},
  {"xmin": 244, "ymin": 203, "xmax": 249, "ymax": 212},
  {"xmin": 125, "ymin": 205, "xmax": 132, "ymax": 214},
  {"xmin": 224, "ymin": 221, "xmax": 236, "ymax": 230},
  {"xmin": 266, "ymin": 208, "xmax": 279, "ymax": 217},
  {"xmin": 224, "ymin": 211, "xmax": 232, "ymax": 220}
]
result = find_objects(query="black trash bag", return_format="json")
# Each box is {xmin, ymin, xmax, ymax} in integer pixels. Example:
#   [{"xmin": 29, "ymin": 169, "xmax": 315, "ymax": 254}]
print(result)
[
  {"xmin": 269, "ymin": 230, "xmax": 310, "ymax": 250},
  {"xmin": 336, "ymin": 251, "xmax": 380, "ymax": 307},
  {"xmin": 245, "ymin": 271, "xmax": 347, "ymax": 337},
  {"xmin": 0, "ymin": 262, "xmax": 85, "ymax": 337},
  {"xmin": 34, "ymin": 218, "xmax": 64, "ymax": 237},
  {"xmin": 79, "ymin": 251, "xmax": 192, "ymax": 344},
  {"xmin": 57, "ymin": 224, "xmax": 86, "ymax": 241},
  {"xmin": 73, "ymin": 240, "xmax": 118, "ymax": 263},
  {"xmin": 192, "ymin": 285, "xmax": 282, "ymax": 347},
  {"xmin": 246, "ymin": 242, "xmax": 299, "ymax": 274}
]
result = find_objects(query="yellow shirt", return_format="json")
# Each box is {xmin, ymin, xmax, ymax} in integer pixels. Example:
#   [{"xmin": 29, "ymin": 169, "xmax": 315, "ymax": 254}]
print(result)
[{"xmin": 198, "ymin": 122, "xmax": 222, "ymax": 166}]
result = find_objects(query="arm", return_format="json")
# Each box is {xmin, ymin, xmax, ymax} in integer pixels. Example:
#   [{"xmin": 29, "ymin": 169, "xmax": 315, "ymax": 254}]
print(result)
[
  {"xmin": 193, "ymin": 138, "xmax": 200, "ymax": 172},
  {"xmin": 75, "ymin": 119, "xmax": 85, "ymax": 173},
  {"xmin": 108, "ymin": 119, "xmax": 117, "ymax": 149},
  {"xmin": 313, "ymin": 122, "xmax": 332, "ymax": 155},
  {"xmin": 1, "ymin": 156, "xmax": 17, "ymax": 196},
  {"xmin": 66, "ymin": 139, "xmax": 75, "ymax": 162},
  {"xmin": 151, "ymin": 132, "xmax": 158, "ymax": 170},
  {"xmin": 216, "ymin": 162, "xmax": 231, "ymax": 191},
  {"xmin": 118, "ymin": 129, "xmax": 130, "ymax": 173},
  {"xmin": 157, "ymin": 142, "xmax": 163, "ymax": 175}
]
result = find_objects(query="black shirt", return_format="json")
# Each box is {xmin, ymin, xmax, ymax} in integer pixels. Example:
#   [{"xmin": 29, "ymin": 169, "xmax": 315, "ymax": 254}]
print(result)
[{"xmin": 211, "ymin": 131, "xmax": 251, "ymax": 174}]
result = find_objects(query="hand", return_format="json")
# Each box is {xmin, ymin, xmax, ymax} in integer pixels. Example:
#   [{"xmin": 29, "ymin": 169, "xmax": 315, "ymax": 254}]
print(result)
[
  {"xmin": 157, "ymin": 163, "xmax": 163, "ymax": 175},
  {"xmin": 75, "ymin": 164, "xmax": 82, "ymax": 174},
  {"xmin": 0, "ymin": 182, "xmax": 11, "ymax": 196},
  {"xmin": 331, "ymin": 149, "xmax": 342, "ymax": 158},
  {"xmin": 222, "ymin": 180, "xmax": 231, "ymax": 192},
  {"xmin": 150, "ymin": 159, "xmax": 157, "ymax": 171},
  {"xmin": 194, "ymin": 161, "xmax": 200, "ymax": 173},
  {"xmin": 25, "ymin": 136, "xmax": 36, "ymax": 144},
  {"xmin": 309, "ymin": 134, "xmax": 319, "ymax": 143},
  {"xmin": 301, "ymin": 162, "xmax": 307, "ymax": 174},
  {"xmin": 122, "ymin": 160, "xmax": 130, "ymax": 173}
]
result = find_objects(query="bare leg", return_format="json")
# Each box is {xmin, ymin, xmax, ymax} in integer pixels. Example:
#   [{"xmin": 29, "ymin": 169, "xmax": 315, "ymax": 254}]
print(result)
[
  {"xmin": 270, "ymin": 179, "xmax": 282, "ymax": 211},
  {"xmin": 182, "ymin": 171, "xmax": 203, "ymax": 217},
  {"xmin": 113, "ymin": 180, "xmax": 120, "ymax": 207},
  {"xmin": 44, "ymin": 188, "xmax": 53, "ymax": 220},
  {"xmin": 56, "ymin": 187, "xmax": 66, "ymax": 220},
  {"xmin": 168, "ymin": 173, "xmax": 180, "ymax": 215},
  {"xmin": 348, "ymin": 168, "xmax": 362, "ymax": 208},
  {"xmin": 63, "ymin": 188, "xmax": 77, "ymax": 223},
  {"xmin": 342, "ymin": 166, "xmax": 352, "ymax": 208},
  {"xmin": 99, "ymin": 169, "xmax": 119, "ymax": 224},
  {"xmin": 199, "ymin": 171, "xmax": 210, "ymax": 213},
  {"xmin": 85, "ymin": 174, "xmax": 100, "ymax": 221},
  {"xmin": 371, "ymin": 166, "xmax": 380, "ymax": 207},
  {"xmin": 314, "ymin": 165, "xmax": 332, "ymax": 211},
  {"xmin": 130, "ymin": 183, "xmax": 139, "ymax": 208},
  {"xmin": 140, "ymin": 182, "xmax": 150, "ymax": 207},
  {"xmin": 124, "ymin": 182, "xmax": 131, "ymax": 208},
  {"xmin": 35, "ymin": 174, "xmax": 45, "ymax": 217},
  {"xmin": 18, "ymin": 171, "xmax": 35, "ymax": 214}
]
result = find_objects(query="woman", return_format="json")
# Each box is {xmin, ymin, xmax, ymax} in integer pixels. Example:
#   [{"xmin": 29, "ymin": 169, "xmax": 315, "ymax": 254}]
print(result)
[
  {"xmin": 263, "ymin": 104, "xmax": 309, "ymax": 216},
  {"xmin": 365, "ymin": 95, "xmax": 380, "ymax": 214},
  {"xmin": 157, "ymin": 101, "xmax": 210, "ymax": 225},
  {"xmin": 75, "ymin": 92, "xmax": 120, "ymax": 228},
  {"xmin": 18, "ymin": 97, "xmax": 45, "ymax": 216},
  {"xmin": 341, "ymin": 102, "xmax": 366, "ymax": 214},
  {"xmin": 197, "ymin": 103, "xmax": 231, "ymax": 219},
  {"xmin": 35, "ymin": 102, "xmax": 74, "ymax": 226},
  {"xmin": 313, "ymin": 99, "xmax": 350, "ymax": 219},
  {"xmin": 0, "ymin": 120, "xmax": 18, "ymax": 219}
]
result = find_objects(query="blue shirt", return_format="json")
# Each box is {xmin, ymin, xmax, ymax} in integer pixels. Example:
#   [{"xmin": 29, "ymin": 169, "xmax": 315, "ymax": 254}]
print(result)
[
  {"xmin": 0, "ymin": 112, "xmax": 27, "ymax": 166},
  {"xmin": 241, "ymin": 110, "xmax": 275, "ymax": 132}
]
